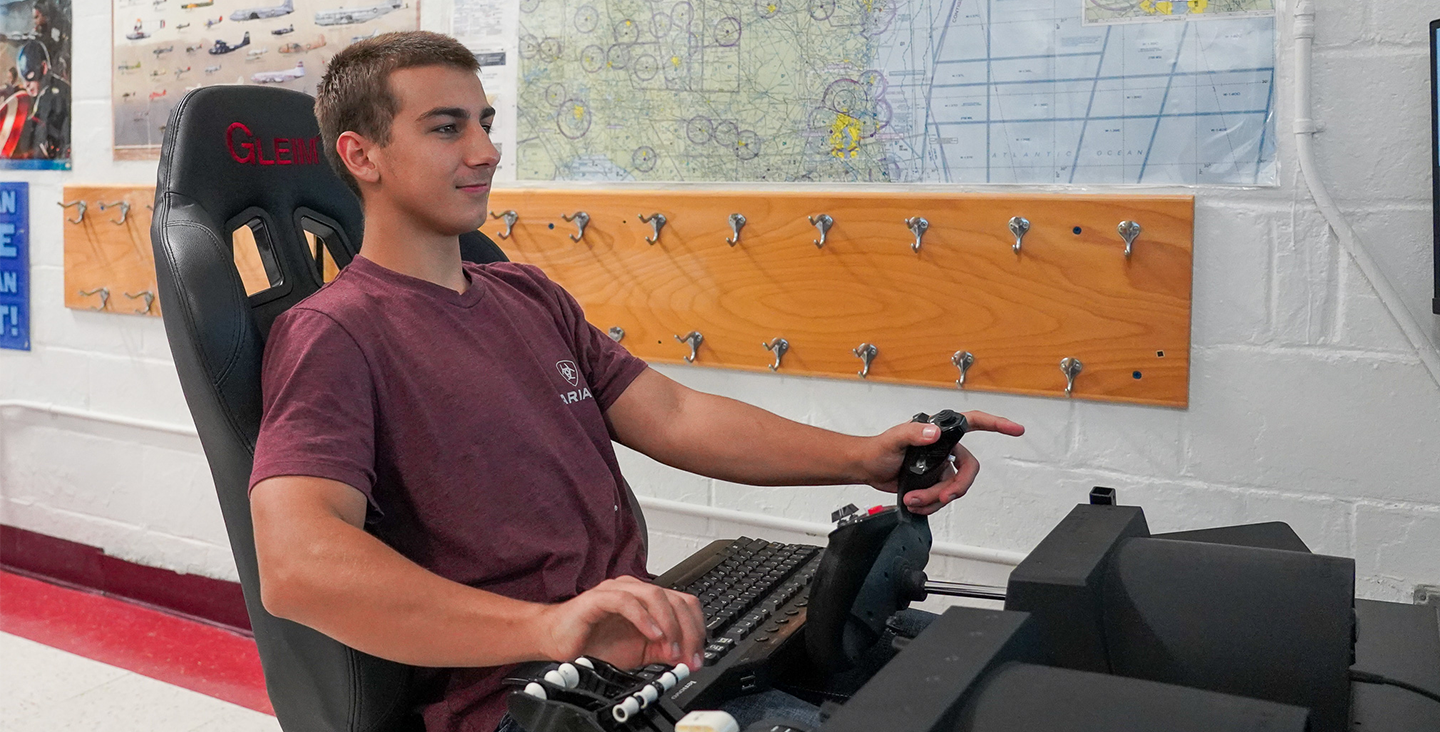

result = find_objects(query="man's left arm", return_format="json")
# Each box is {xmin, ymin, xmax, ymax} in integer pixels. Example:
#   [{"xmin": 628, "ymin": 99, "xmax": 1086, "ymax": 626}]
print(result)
[{"xmin": 606, "ymin": 368, "xmax": 1024, "ymax": 515}]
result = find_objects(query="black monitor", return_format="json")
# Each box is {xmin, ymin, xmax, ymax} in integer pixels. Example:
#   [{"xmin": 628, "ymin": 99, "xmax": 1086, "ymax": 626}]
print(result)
[
  {"xmin": 1431, "ymin": 18, "xmax": 1439, "ymax": 314},
  {"xmin": 1004, "ymin": 504, "xmax": 1355, "ymax": 732}
]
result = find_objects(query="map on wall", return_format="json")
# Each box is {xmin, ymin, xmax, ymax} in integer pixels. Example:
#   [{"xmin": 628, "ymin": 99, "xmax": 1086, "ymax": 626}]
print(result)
[
  {"xmin": 509, "ymin": 0, "xmax": 1277, "ymax": 186},
  {"xmin": 1083, "ymin": 0, "xmax": 1275, "ymax": 25},
  {"xmin": 112, "ymin": 0, "xmax": 419, "ymax": 160}
]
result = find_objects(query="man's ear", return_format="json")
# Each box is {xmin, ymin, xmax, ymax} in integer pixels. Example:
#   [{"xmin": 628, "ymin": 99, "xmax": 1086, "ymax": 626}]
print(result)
[{"xmin": 335, "ymin": 130, "xmax": 381, "ymax": 187}]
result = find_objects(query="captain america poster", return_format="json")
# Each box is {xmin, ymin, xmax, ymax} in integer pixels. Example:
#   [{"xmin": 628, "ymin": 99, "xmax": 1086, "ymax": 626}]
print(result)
[{"xmin": 0, "ymin": 0, "xmax": 71, "ymax": 169}]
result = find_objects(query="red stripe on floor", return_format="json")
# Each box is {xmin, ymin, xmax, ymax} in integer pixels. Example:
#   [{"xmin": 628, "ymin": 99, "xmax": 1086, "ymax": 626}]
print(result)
[{"xmin": 0, "ymin": 570, "xmax": 273, "ymax": 715}]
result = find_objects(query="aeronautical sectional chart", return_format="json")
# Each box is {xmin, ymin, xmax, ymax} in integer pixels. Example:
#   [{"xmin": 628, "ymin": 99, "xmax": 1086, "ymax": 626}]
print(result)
[
  {"xmin": 513, "ymin": 0, "xmax": 1278, "ymax": 186},
  {"xmin": 110, "ymin": 0, "xmax": 419, "ymax": 159}
]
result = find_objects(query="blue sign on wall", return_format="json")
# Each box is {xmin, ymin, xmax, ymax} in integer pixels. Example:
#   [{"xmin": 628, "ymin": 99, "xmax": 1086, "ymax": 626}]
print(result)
[{"xmin": 0, "ymin": 182, "xmax": 30, "ymax": 351}]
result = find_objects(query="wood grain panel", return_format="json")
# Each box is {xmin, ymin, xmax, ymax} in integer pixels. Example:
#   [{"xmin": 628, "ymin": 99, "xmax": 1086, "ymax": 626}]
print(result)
[
  {"xmin": 62, "ymin": 185, "xmax": 1193, "ymax": 406},
  {"xmin": 485, "ymin": 190, "xmax": 1194, "ymax": 407},
  {"xmin": 62, "ymin": 186, "xmax": 161, "ymax": 317}
]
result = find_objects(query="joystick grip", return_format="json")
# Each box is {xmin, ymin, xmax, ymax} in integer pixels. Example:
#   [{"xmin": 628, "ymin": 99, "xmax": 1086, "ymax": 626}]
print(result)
[
  {"xmin": 896, "ymin": 410, "xmax": 968, "ymax": 513},
  {"xmin": 806, "ymin": 410, "xmax": 963, "ymax": 672}
]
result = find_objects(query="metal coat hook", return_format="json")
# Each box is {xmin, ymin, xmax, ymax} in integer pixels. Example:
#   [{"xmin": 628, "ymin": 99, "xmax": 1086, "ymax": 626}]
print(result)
[
  {"xmin": 561, "ymin": 211, "xmax": 589, "ymax": 242},
  {"xmin": 808, "ymin": 213, "xmax": 833, "ymax": 248},
  {"xmin": 674, "ymin": 331, "xmax": 704, "ymax": 363},
  {"xmin": 78, "ymin": 287, "xmax": 109, "ymax": 311},
  {"xmin": 762, "ymin": 337, "xmax": 789, "ymax": 371},
  {"xmin": 638, "ymin": 213, "xmax": 667, "ymax": 244},
  {"xmin": 852, "ymin": 342, "xmax": 877, "ymax": 379},
  {"xmin": 489, "ymin": 210, "xmax": 518, "ymax": 239},
  {"xmin": 1008, "ymin": 216, "xmax": 1029, "ymax": 253},
  {"xmin": 607, "ymin": 326, "xmax": 625, "ymax": 342},
  {"xmin": 58, "ymin": 200, "xmax": 86, "ymax": 224},
  {"xmin": 1060, "ymin": 357, "xmax": 1083, "ymax": 397},
  {"xmin": 1118, "ymin": 220, "xmax": 1142, "ymax": 258},
  {"xmin": 905, "ymin": 216, "xmax": 929, "ymax": 253},
  {"xmin": 726, "ymin": 213, "xmax": 746, "ymax": 246},
  {"xmin": 98, "ymin": 201, "xmax": 130, "ymax": 225},
  {"xmin": 124, "ymin": 290, "xmax": 155, "ymax": 314},
  {"xmin": 952, "ymin": 351, "xmax": 975, "ymax": 388}
]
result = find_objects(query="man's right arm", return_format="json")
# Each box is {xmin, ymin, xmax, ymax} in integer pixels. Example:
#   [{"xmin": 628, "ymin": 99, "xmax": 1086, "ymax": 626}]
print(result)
[{"xmin": 251, "ymin": 475, "xmax": 705, "ymax": 670}]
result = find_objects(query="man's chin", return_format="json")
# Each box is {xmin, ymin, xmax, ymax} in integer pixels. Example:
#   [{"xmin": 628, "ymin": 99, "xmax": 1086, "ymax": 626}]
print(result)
[
  {"xmin": 459, "ymin": 210, "xmax": 491, "ymax": 236},
  {"xmin": 438, "ymin": 200, "xmax": 490, "ymax": 237}
]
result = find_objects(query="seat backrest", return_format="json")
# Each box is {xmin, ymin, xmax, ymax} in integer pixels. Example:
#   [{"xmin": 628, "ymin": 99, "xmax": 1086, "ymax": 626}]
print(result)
[{"xmin": 150, "ymin": 85, "xmax": 507, "ymax": 732}]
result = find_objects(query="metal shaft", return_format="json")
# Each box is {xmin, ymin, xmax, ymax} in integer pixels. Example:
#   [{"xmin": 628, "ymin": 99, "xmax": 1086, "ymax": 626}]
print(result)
[{"xmin": 922, "ymin": 580, "xmax": 1007, "ymax": 601}]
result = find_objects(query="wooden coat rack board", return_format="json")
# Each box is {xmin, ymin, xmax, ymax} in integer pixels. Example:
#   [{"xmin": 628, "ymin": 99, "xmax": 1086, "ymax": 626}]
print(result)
[
  {"xmin": 62, "ymin": 185, "xmax": 1193, "ymax": 407},
  {"xmin": 485, "ymin": 190, "xmax": 1194, "ymax": 408},
  {"xmin": 61, "ymin": 185, "xmax": 161, "ymax": 317}
]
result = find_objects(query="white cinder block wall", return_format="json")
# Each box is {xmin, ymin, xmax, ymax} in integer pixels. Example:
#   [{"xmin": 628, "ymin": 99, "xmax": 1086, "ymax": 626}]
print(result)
[{"xmin": 1, "ymin": 0, "xmax": 1437, "ymax": 603}]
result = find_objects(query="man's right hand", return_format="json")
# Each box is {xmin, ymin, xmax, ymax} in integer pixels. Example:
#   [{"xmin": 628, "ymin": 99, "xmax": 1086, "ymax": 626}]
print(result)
[{"xmin": 536, "ymin": 576, "xmax": 705, "ymax": 671}]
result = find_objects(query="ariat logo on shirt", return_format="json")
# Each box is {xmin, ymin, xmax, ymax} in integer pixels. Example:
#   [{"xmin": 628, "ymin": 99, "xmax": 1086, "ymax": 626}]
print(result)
[
  {"xmin": 560, "ymin": 389, "xmax": 592, "ymax": 405},
  {"xmin": 556, "ymin": 360, "xmax": 579, "ymax": 386},
  {"xmin": 556, "ymin": 359, "xmax": 592, "ymax": 405}
]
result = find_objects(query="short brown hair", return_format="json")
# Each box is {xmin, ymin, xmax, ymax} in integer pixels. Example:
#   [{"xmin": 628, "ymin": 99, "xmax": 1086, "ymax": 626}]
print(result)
[{"xmin": 315, "ymin": 31, "xmax": 480, "ymax": 198}]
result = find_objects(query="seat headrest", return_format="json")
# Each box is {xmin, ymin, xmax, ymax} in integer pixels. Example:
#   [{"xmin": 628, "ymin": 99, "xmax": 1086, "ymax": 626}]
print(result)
[{"xmin": 157, "ymin": 85, "xmax": 363, "ymax": 241}]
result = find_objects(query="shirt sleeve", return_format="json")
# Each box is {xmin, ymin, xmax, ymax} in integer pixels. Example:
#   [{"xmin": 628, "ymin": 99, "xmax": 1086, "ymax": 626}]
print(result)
[
  {"xmin": 248, "ymin": 307, "xmax": 382, "ymax": 516},
  {"xmin": 522, "ymin": 265, "xmax": 649, "ymax": 411}
]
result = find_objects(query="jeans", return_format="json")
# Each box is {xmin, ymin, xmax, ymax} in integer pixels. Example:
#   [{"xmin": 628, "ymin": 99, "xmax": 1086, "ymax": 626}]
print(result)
[{"xmin": 718, "ymin": 688, "xmax": 823, "ymax": 730}]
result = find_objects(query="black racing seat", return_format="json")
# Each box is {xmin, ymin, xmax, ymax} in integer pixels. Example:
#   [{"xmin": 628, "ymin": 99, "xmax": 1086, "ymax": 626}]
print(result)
[{"xmin": 148, "ymin": 86, "xmax": 508, "ymax": 731}]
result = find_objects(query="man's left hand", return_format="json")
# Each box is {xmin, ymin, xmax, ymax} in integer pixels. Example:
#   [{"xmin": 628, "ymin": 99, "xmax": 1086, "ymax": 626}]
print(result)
[{"xmin": 860, "ymin": 411, "xmax": 1025, "ymax": 516}]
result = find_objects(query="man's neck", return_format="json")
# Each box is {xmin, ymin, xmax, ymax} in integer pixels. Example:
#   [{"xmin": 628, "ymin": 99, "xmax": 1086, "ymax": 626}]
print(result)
[{"xmin": 358, "ymin": 201, "xmax": 468, "ymax": 294}]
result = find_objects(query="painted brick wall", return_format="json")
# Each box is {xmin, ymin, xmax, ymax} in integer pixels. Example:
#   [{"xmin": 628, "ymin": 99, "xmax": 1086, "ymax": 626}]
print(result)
[{"xmin": 1, "ymin": 0, "xmax": 1436, "ymax": 603}]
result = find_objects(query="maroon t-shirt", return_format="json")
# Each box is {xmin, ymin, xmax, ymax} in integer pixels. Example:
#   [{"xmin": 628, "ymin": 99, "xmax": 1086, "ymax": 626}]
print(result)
[{"xmin": 249, "ymin": 254, "xmax": 651, "ymax": 732}]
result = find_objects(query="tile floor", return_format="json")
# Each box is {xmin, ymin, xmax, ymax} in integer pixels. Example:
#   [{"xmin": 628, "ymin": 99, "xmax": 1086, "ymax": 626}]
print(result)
[
  {"xmin": 0, "ymin": 569, "xmax": 280, "ymax": 731},
  {"xmin": 1, "ymin": 632, "xmax": 281, "ymax": 731}
]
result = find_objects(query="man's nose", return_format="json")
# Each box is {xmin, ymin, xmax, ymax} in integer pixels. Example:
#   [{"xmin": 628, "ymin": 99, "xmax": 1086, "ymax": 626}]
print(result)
[{"xmin": 468, "ymin": 126, "xmax": 501, "ymax": 168}]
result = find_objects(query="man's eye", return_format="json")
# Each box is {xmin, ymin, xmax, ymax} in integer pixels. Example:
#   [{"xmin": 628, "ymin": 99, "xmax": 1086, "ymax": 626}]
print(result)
[
  {"xmin": 482, "ymin": 124, "xmax": 493, "ymax": 134},
  {"xmin": 436, "ymin": 124, "xmax": 458, "ymax": 133}
]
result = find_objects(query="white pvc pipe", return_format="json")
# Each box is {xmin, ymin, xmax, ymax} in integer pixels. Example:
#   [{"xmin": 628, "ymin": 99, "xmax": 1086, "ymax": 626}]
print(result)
[
  {"xmin": 0, "ymin": 400, "xmax": 200, "ymax": 437},
  {"xmin": 0, "ymin": 401, "xmax": 1026, "ymax": 567},
  {"xmin": 637, "ymin": 495, "xmax": 1026, "ymax": 566},
  {"xmin": 1291, "ymin": 0, "xmax": 1440, "ymax": 390}
]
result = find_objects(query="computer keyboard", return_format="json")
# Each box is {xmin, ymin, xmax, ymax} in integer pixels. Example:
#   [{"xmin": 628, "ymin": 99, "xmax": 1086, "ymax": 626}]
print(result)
[{"xmin": 653, "ymin": 536, "xmax": 823, "ymax": 710}]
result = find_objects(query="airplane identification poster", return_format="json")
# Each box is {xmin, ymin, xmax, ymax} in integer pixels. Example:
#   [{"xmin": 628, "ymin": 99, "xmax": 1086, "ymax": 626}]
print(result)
[{"xmin": 111, "ymin": 0, "xmax": 418, "ymax": 160}]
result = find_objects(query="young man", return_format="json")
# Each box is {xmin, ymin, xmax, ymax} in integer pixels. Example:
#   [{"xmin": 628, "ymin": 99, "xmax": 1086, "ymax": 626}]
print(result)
[{"xmin": 248, "ymin": 31, "xmax": 1024, "ymax": 732}]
